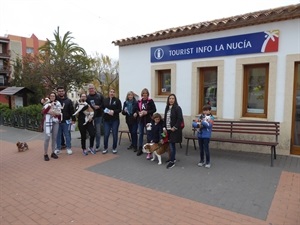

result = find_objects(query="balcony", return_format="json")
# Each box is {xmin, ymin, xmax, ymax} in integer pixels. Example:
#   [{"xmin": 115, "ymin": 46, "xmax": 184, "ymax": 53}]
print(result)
[
  {"xmin": 0, "ymin": 51, "xmax": 11, "ymax": 59},
  {"xmin": 0, "ymin": 66, "xmax": 11, "ymax": 74}
]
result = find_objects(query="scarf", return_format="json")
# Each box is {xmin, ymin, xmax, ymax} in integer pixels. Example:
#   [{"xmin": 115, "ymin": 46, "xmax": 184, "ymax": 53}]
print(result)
[
  {"xmin": 126, "ymin": 100, "xmax": 133, "ymax": 116},
  {"xmin": 44, "ymin": 114, "xmax": 53, "ymax": 136}
]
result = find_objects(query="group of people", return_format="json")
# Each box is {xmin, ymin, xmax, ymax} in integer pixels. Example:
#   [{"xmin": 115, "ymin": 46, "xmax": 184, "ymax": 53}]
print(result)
[
  {"xmin": 41, "ymin": 84, "xmax": 215, "ymax": 169},
  {"xmin": 121, "ymin": 89, "xmax": 184, "ymax": 168},
  {"xmin": 42, "ymin": 86, "xmax": 76, "ymax": 161}
]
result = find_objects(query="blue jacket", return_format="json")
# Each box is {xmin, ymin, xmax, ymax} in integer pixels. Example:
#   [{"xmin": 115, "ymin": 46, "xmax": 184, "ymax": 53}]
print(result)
[{"xmin": 192, "ymin": 114, "xmax": 214, "ymax": 139}]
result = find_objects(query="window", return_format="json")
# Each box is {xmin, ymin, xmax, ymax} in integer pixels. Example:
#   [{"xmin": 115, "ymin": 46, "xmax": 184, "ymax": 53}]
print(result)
[
  {"xmin": 0, "ymin": 75, "xmax": 4, "ymax": 86},
  {"xmin": 199, "ymin": 67, "xmax": 218, "ymax": 113},
  {"xmin": 157, "ymin": 69, "xmax": 171, "ymax": 95},
  {"xmin": 26, "ymin": 47, "xmax": 34, "ymax": 54},
  {"xmin": 243, "ymin": 64, "xmax": 269, "ymax": 118},
  {"xmin": 151, "ymin": 64, "xmax": 176, "ymax": 100}
]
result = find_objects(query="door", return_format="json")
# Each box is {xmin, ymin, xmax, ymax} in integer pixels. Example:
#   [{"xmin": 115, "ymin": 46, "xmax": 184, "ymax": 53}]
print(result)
[{"xmin": 291, "ymin": 62, "xmax": 300, "ymax": 155}]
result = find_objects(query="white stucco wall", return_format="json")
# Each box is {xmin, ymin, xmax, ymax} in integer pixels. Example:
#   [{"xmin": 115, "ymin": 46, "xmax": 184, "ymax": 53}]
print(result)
[
  {"xmin": 120, "ymin": 19, "xmax": 299, "ymax": 116},
  {"xmin": 118, "ymin": 19, "xmax": 300, "ymax": 155}
]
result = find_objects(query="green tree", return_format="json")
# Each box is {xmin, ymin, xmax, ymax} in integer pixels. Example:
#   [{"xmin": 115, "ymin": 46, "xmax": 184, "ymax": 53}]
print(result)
[
  {"xmin": 92, "ymin": 53, "xmax": 119, "ymax": 97},
  {"xmin": 39, "ymin": 27, "xmax": 95, "ymax": 92},
  {"xmin": 10, "ymin": 55, "xmax": 47, "ymax": 104}
]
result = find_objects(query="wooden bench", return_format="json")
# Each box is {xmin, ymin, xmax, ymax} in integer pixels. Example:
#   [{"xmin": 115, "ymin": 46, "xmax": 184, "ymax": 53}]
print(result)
[
  {"xmin": 184, "ymin": 120, "xmax": 280, "ymax": 167},
  {"xmin": 118, "ymin": 129, "xmax": 131, "ymax": 145}
]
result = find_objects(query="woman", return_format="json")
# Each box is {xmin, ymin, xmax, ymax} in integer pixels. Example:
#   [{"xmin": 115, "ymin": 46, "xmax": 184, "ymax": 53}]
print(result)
[
  {"xmin": 102, "ymin": 88, "xmax": 122, "ymax": 154},
  {"xmin": 163, "ymin": 94, "xmax": 183, "ymax": 169},
  {"xmin": 136, "ymin": 88, "xmax": 157, "ymax": 156},
  {"xmin": 74, "ymin": 93, "xmax": 96, "ymax": 156},
  {"xmin": 42, "ymin": 92, "xmax": 62, "ymax": 161},
  {"xmin": 122, "ymin": 91, "xmax": 138, "ymax": 151}
]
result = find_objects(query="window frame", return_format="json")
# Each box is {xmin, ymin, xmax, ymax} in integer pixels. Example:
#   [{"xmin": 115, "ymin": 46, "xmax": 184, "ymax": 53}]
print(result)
[
  {"xmin": 151, "ymin": 63, "xmax": 176, "ymax": 101},
  {"xmin": 242, "ymin": 63, "xmax": 269, "ymax": 118},
  {"xmin": 157, "ymin": 69, "xmax": 171, "ymax": 96},
  {"xmin": 199, "ymin": 67, "xmax": 218, "ymax": 115}
]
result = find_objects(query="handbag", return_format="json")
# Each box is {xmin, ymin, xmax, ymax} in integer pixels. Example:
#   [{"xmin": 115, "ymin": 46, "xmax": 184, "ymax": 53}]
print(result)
[{"xmin": 180, "ymin": 120, "xmax": 185, "ymax": 129}]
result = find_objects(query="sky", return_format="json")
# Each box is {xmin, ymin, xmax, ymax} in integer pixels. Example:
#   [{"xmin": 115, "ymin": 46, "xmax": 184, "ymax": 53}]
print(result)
[{"xmin": 0, "ymin": 0, "xmax": 299, "ymax": 59}]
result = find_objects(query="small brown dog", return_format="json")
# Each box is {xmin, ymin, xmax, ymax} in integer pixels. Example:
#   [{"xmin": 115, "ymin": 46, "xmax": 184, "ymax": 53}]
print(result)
[
  {"xmin": 142, "ymin": 142, "xmax": 170, "ymax": 165},
  {"xmin": 16, "ymin": 142, "xmax": 29, "ymax": 152}
]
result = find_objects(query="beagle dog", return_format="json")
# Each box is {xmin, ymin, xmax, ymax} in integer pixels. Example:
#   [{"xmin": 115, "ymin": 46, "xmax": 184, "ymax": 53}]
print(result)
[{"xmin": 142, "ymin": 142, "xmax": 170, "ymax": 165}]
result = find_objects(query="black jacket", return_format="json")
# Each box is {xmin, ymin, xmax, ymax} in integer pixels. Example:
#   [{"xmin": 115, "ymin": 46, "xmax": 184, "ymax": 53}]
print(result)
[
  {"xmin": 149, "ymin": 120, "xmax": 164, "ymax": 143},
  {"xmin": 163, "ymin": 105, "xmax": 183, "ymax": 143},
  {"xmin": 102, "ymin": 97, "xmax": 122, "ymax": 121},
  {"xmin": 122, "ymin": 99, "xmax": 139, "ymax": 125},
  {"xmin": 87, "ymin": 93, "xmax": 104, "ymax": 117},
  {"xmin": 137, "ymin": 98, "xmax": 156, "ymax": 125},
  {"xmin": 57, "ymin": 97, "xmax": 76, "ymax": 123}
]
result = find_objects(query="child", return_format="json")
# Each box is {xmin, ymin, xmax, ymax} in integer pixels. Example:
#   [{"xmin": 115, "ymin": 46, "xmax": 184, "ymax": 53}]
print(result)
[
  {"xmin": 192, "ymin": 105, "xmax": 214, "ymax": 168},
  {"xmin": 146, "ymin": 113, "xmax": 164, "ymax": 159}
]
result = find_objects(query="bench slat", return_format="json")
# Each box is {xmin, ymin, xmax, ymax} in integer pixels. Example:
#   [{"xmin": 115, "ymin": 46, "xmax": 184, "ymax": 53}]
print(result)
[
  {"xmin": 210, "ymin": 138, "xmax": 278, "ymax": 146},
  {"xmin": 212, "ymin": 130, "xmax": 279, "ymax": 135}
]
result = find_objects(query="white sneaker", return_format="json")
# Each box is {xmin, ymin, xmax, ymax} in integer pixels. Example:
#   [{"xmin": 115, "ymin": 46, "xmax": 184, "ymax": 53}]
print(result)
[
  {"xmin": 67, "ymin": 149, "xmax": 73, "ymax": 155},
  {"xmin": 102, "ymin": 149, "xmax": 108, "ymax": 154},
  {"xmin": 197, "ymin": 162, "xmax": 205, "ymax": 167},
  {"xmin": 54, "ymin": 149, "xmax": 61, "ymax": 155},
  {"xmin": 205, "ymin": 164, "xmax": 211, "ymax": 168}
]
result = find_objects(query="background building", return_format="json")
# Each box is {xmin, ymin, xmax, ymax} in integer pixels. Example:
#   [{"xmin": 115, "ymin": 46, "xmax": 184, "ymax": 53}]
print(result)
[
  {"xmin": 113, "ymin": 4, "xmax": 300, "ymax": 156},
  {"xmin": 0, "ymin": 37, "xmax": 10, "ymax": 92},
  {"xmin": 0, "ymin": 34, "xmax": 46, "ymax": 104}
]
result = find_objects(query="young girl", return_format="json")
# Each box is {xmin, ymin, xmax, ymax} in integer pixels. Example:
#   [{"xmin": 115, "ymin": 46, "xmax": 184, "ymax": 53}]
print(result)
[
  {"xmin": 146, "ymin": 113, "xmax": 164, "ymax": 159},
  {"xmin": 42, "ymin": 92, "xmax": 62, "ymax": 161}
]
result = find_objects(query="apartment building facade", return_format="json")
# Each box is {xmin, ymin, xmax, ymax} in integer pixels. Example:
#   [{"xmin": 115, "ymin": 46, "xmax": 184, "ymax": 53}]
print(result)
[{"xmin": 0, "ymin": 34, "xmax": 46, "ymax": 104}]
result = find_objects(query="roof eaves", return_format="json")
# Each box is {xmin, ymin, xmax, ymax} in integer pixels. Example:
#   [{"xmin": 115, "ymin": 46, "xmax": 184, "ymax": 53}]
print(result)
[{"xmin": 112, "ymin": 3, "xmax": 300, "ymax": 47}]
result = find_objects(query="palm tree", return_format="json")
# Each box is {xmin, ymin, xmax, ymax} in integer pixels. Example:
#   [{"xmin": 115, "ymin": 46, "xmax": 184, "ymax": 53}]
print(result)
[{"xmin": 39, "ymin": 27, "xmax": 94, "ymax": 92}]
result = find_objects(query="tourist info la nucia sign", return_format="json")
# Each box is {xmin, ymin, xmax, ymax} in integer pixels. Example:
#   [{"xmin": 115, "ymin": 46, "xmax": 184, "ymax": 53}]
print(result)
[{"xmin": 150, "ymin": 30, "xmax": 279, "ymax": 63}]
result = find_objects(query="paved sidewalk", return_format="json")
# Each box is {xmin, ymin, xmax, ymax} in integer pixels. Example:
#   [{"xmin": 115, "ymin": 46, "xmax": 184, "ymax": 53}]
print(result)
[{"xmin": 0, "ymin": 126, "xmax": 299, "ymax": 225}]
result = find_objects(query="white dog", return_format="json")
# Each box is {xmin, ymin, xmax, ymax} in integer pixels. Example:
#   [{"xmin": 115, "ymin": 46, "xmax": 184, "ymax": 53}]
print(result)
[
  {"xmin": 42, "ymin": 98, "xmax": 63, "ymax": 122},
  {"xmin": 73, "ymin": 102, "xmax": 94, "ymax": 125}
]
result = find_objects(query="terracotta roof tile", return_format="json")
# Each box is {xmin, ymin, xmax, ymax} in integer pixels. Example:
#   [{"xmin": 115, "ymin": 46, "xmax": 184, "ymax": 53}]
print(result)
[{"xmin": 113, "ymin": 4, "xmax": 300, "ymax": 46}]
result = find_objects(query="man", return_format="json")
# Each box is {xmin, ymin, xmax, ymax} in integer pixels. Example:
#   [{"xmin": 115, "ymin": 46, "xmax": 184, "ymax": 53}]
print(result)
[
  {"xmin": 55, "ymin": 86, "xmax": 76, "ymax": 155},
  {"xmin": 102, "ymin": 88, "xmax": 122, "ymax": 154},
  {"xmin": 86, "ymin": 84, "xmax": 104, "ymax": 151}
]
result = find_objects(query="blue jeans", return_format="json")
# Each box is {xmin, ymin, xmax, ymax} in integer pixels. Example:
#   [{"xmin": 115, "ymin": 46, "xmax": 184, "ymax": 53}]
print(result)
[
  {"xmin": 198, "ymin": 138, "xmax": 210, "ymax": 164},
  {"xmin": 57, "ymin": 122, "xmax": 71, "ymax": 150},
  {"xmin": 127, "ymin": 122, "xmax": 138, "ymax": 148},
  {"xmin": 138, "ymin": 123, "xmax": 151, "ymax": 148},
  {"xmin": 94, "ymin": 116, "xmax": 102, "ymax": 148},
  {"xmin": 169, "ymin": 142, "xmax": 176, "ymax": 162},
  {"xmin": 103, "ymin": 119, "xmax": 120, "ymax": 150}
]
